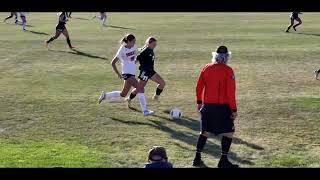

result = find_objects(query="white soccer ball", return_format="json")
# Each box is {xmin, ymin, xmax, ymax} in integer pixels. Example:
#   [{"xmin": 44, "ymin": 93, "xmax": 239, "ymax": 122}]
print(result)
[{"xmin": 170, "ymin": 108, "xmax": 182, "ymax": 120}]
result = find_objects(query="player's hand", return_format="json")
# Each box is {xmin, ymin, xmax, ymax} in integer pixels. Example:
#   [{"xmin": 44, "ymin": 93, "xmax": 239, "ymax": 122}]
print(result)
[
  {"xmin": 231, "ymin": 112, "xmax": 238, "ymax": 120},
  {"xmin": 197, "ymin": 104, "xmax": 202, "ymax": 112}
]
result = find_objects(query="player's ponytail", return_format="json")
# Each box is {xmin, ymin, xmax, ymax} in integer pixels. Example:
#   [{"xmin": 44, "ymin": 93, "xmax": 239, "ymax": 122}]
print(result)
[{"xmin": 120, "ymin": 34, "xmax": 135, "ymax": 44}]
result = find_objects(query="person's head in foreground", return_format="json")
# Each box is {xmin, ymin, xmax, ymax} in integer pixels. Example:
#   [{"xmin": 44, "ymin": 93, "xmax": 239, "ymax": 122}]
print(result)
[{"xmin": 144, "ymin": 146, "xmax": 173, "ymax": 168}]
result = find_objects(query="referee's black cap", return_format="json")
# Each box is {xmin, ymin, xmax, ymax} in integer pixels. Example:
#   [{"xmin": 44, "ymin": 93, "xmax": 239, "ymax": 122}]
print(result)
[{"xmin": 216, "ymin": 45, "xmax": 228, "ymax": 54}]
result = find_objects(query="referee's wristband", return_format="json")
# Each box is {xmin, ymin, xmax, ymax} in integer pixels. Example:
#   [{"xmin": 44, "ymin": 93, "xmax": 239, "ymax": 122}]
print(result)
[{"xmin": 197, "ymin": 100, "xmax": 202, "ymax": 104}]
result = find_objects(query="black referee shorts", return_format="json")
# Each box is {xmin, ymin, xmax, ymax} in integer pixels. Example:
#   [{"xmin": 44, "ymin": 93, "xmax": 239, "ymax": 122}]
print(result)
[{"xmin": 200, "ymin": 104, "xmax": 235, "ymax": 136}]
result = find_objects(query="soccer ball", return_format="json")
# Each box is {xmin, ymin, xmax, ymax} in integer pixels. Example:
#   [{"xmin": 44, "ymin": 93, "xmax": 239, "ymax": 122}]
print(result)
[{"xmin": 170, "ymin": 108, "xmax": 182, "ymax": 120}]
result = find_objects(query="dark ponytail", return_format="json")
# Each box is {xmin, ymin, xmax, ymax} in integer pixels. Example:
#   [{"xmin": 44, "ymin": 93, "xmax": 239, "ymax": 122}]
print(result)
[{"xmin": 120, "ymin": 34, "xmax": 135, "ymax": 44}]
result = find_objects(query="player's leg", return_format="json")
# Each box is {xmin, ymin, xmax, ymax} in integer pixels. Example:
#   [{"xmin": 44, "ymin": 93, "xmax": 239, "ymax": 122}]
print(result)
[
  {"xmin": 46, "ymin": 30, "xmax": 61, "ymax": 48},
  {"xmin": 3, "ymin": 12, "xmax": 14, "ymax": 22},
  {"xmin": 150, "ymin": 73, "xmax": 166, "ymax": 100},
  {"xmin": 102, "ymin": 13, "xmax": 107, "ymax": 25},
  {"xmin": 193, "ymin": 131, "xmax": 210, "ymax": 167},
  {"xmin": 68, "ymin": 12, "xmax": 72, "ymax": 18},
  {"xmin": 21, "ymin": 16, "xmax": 26, "ymax": 31},
  {"xmin": 127, "ymin": 70, "xmax": 149, "ymax": 102},
  {"xmin": 126, "ymin": 79, "xmax": 147, "ymax": 107},
  {"xmin": 14, "ymin": 12, "xmax": 18, "ymax": 23},
  {"xmin": 218, "ymin": 132, "xmax": 238, "ymax": 168},
  {"xmin": 130, "ymin": 77, "xmax": 153, "ymax": 116},
  {"xmin": 98, "ymin": 77, "xmax": 132, "ymax": 104},
  {"xmin": 286, "ymin": 17, "xmax": 294, "ymax": 32},
  {"xmin": 314, "ymin": 69, "xmax": 320, "ymax": 80},
  {"xmin": 62, "ymin": 28, "xmax": 74, "ymax": 49},
  {"xmin": 293, "ymin": 17, "xmax": 302, "ymax": 31}
]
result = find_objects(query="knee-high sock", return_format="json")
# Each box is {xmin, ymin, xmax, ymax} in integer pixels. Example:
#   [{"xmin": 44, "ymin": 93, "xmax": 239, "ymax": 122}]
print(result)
[
  {"xmin": 47, "ymin": 36, "xmax": 56, "ymax": 43},
  {"xmin": 66, "ymin": 37, "xmax": 72, "ymax": 48},
  {"xmin": 221, "ymin": 136, "xmax": 233, "ymax": 159},
  {"xmin": 195, "ymin": 134, "xmax": 207, "ymax": 159},
  {"xmin": 105, "ymin": 91, "xmax": 121, "ymax": 98},
  {"xmin": 138, "ymin": 93, "xmax": 147, "ymax": 112}
]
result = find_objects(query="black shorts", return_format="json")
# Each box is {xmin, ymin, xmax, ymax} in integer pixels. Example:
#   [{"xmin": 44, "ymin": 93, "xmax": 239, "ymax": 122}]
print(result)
[
  {"xmin": 200, "ymin": 104, "xmax": 235, "ymax": 135},
  {"xmin": 122, "ymin": 74, "xmax": 135, "ymax": 80},
  {"xmin": 56, "ymin": 23, "xmax": 66, "ymax": 32},
  {"xmin": 291, "ymin": 15, "xmax": 299, "ymax": 20},
  {"xmin": 138, "ymin": 69, "xmax": 157, "ymax": 82}
]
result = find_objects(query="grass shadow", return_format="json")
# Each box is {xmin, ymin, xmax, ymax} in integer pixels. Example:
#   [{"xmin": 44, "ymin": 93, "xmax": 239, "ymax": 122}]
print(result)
[
  {"xmin": 155, "ymin": 113, "xmax": 265, "ymax": 151},
  {"xmin": 26, "ymin": 30, "xmax": 49, "ymax": 36},
  {"xmin": 295, "ymin": 32, "xmax": 320, "ymax": 37},
  {"xmin": 49, "ymin": 49, "xmax": 108, "ymax": 60},
  {"xmin": 73, "ymin": 17, "xmax": 90, "ymax": 20},
  {"xmin": 103, "ymin": 24, "xmax": 135, "ymax": 30},
  {"xmin": 109, "ymin": 116, "xmax": 254, "ymax": 166}
]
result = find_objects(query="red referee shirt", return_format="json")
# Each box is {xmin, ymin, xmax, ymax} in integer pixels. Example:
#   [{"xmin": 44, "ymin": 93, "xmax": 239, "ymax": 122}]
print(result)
[{"xmin": 196, "ymin": 63, "xmax": 237, "ymax": 112}]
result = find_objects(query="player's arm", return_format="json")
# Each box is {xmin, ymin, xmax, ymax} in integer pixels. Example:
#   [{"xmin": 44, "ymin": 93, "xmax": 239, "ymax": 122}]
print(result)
[
  {"xmin": 227, "ymin": 68, "xmax": 237, "ymax": 119},
  {"xmin": 196, "ymin": 67, "xmax": 206, "ymax": 111},
  {"xmin": 111, "ymin": 48, "xmax": 123, "ymax": 79}
]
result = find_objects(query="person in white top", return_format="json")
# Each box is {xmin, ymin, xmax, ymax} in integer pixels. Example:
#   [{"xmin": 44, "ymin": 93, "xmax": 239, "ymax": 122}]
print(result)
[
  {"xmin": 98, "ymin": 34, "xmax": 154, "ymax": 116},
  {"xmin": 19, "ymin": 12, "xmax": 27, "ymax": 31}
]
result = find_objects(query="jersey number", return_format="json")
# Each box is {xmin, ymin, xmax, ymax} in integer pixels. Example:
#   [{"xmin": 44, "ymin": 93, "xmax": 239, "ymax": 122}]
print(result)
[
  {"xmin": 142, "ymin": 76, "xmax": 148, "ymax": 81},
  {"xmin": 130, "ymin": 56, "xmax": 135, "ymax": 61}
]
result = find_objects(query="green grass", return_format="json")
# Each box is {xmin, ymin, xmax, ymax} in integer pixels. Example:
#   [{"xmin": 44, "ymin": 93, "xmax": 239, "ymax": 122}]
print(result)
[{"xmin": 1, "ymin": 12, "xmax": 320, "ymax": 167}]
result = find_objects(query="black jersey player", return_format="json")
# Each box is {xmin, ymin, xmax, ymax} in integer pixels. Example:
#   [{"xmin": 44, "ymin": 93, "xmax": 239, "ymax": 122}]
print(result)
[
  {"xmin": 45, "ymin": 12, "xmax": 75, "ymax": 49},
  {"xmin": 3, "ymin": 12, "xmax": 18, "ymax": 24},
  {"xmin": 126, "ymin": 37, "xmax": 166, "ymax": 107},
  {"xmin": 286, "ymin": 12, "xmax": 302, "ymax": 32}
]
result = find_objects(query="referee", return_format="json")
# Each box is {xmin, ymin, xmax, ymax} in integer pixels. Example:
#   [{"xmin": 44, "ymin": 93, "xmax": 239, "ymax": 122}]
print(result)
[{"xmin": 193, "ymin": 45, "xmax": 239, "ymax": 168}]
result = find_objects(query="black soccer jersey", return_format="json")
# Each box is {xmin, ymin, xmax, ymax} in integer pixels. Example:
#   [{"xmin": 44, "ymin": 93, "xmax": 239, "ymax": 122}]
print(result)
[
  {"xmin": 137, "ymin": 46, "xmax": 155, "ymax": 70},
  {"xmin": 291, "ymin": 12, "xmax": 301, "ymax": 19},
  {"xmin": 58, "ymin": 12, "xmax": 67, "ymax": 25}
]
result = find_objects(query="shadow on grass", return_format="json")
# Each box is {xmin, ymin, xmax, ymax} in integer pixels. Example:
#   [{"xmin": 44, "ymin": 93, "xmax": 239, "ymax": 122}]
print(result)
[
  {"xmin": 26, "ymin": 30, "xmax": 49, "ymax": 35},
  {"xmin": 72, "ymin": 17, "xmax": 91, "ymax": 20},
  {"xmin": 109, "ymin": 116, "xmax": 254, "ymax": 166},
  {"xmin": 295, "ymin": 32, "xmax": 320, "ymax": 37},
  {"xmin": 103, "ymin": 24, "xmax": 135, "ymax": 30},
  {"xmin": 49, "ymin": 49, "xmax": 108, "ymax": 60},
  {"xmin": 129, "ymin": 107, "xmax": 263, "ymax": 151}
]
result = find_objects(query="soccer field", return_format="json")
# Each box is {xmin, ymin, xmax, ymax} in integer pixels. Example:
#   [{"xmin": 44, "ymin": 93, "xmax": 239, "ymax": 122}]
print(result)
[{"xmin": 1, "ymin": 12, "xmax": 320, "ymax": 167}]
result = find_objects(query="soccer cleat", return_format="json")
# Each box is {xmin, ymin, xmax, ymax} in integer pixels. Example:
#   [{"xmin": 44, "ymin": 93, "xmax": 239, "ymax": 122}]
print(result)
[
  {"xmin": 192, "ymin": 158, "xmax": 208, "ymax": 168},
  {"xmin": 69, "ymin": 46, "xmax": 76, "ymax": 49},
  {"xmin": 143, "ymin": 110, "xmax": 154, "ymax": 116},
  {"xmin": 315, "ymin": 69, "xmax": 320, "ymax": 80},
  {"xmin": 98, "ymin": 91, "xmax": 106, "ymax": 104},
  {"xmin": 125, "ymin": 97, "xmax": 132, "ymax": 108},
  {"xmin": 285, "ymin": 29, "xmax": 289, "ymax": 33},
  {"xmin": 152, "ymin": 94, "xmax": 159, "ymax": 101},
  {"xmin": 293, "ymin": 26, "xmax": 297, "ymax": 31},
  {"xmin": 217, "ymin": 158, "xmax": 239, "ymax": 168}
]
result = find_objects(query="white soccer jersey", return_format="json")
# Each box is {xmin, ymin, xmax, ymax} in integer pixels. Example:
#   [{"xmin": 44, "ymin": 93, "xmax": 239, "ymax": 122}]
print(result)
[{"xmin": 114, "ymin": 45, "xmax": 137, "ymax": 75}]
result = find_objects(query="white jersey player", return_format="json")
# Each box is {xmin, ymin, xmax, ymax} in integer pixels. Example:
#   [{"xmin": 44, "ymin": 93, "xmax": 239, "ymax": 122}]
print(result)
[
  {"xmin": 98, "ymin": 34, "xmax": 154, "ymax": 116},
  {"xmin": 19, "ymin": 12, "xmax": 27, "ymax": 31}
]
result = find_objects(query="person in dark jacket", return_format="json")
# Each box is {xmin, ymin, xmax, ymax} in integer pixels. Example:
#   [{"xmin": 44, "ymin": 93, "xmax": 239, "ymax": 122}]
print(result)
[
  {"xmin": 144, "ymin": 146, "xmax": 173, "ymax": 168},
  {"xmin": 193, "ymin": 45, "xmax": 239, "ymax": 168},
  {"xmin": 286, "ymin": 12, "xmax": 302, "ymax": 32}
]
